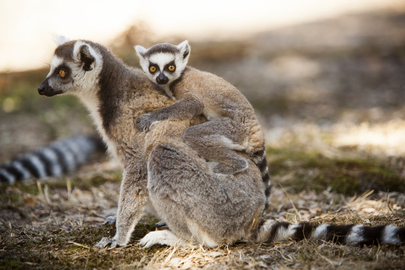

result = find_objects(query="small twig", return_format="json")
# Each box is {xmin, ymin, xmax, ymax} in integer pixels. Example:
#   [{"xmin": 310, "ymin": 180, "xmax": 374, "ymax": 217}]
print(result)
[
  {"xmin": 163, "ymin": 246, "xmax": 177, "ymax": 264},
  {"xmin": 67, "ymin": 179, "xmax": 72, "ymax": 202},
  {"xmin": 37, "ymin": 181, "xmax": 46, "ymax": 202},
  {"xmin": 44, "ymin": 185, "xmax": 51, "ymax": 204},
  {"xmin": 347, "ymin": 190, "xmax": 374, "ymax": 206},
  {"xmin": 68, "ymin": 241, "xmax": 90, "ymax": 249},
  {"xmin": 386, "ymin": 191, "xmax": 394, "ymax": 213}
]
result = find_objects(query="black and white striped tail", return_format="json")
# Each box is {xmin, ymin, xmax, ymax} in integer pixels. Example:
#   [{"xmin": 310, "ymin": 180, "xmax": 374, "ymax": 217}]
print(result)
[
  {"xmin": 0, "ymin": 135, "xmax": 105, "ymax": 184},
  {"xmin": 251, "ymin": 147, "xmax": 271, "ymax": 210},
  {"xmin": 257, "ymin": 220, "xmax": 405, "ymax": 246}
]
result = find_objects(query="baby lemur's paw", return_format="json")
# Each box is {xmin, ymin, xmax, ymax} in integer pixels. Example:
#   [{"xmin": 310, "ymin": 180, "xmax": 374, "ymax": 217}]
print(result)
[{"xmin": 136, "ymin": 113, "xmax": 154, "ymax": 132}]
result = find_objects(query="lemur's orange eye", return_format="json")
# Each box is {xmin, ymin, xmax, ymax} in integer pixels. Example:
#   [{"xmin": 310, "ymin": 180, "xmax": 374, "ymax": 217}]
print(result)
[
  {"xmin": 59, "ymin": 69, "xmax": 66, "ymax": 78},
  {"xmin": 168, "ymin": 65, "xmax": 175, "ymax": 72},
  {"xmin": 149, "ymin": 66, "xmax": 157, "ymax": 73}
]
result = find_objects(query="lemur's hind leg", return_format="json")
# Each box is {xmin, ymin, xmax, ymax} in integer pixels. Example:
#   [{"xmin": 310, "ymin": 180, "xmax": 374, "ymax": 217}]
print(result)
[
  {"xmin": 139, "ymin": 230, "xmax": 189, "ymax": 248},
  {"xmin": 183, "ymin": 117, "xmax": 249, "ymax": 175},
  {"xmin": 143, "ymin": 142, "xmax": 266, "ymax": 248},
  {"xmin": 144, "ymin": 143, "xmax": 224, "ymax": 247}
]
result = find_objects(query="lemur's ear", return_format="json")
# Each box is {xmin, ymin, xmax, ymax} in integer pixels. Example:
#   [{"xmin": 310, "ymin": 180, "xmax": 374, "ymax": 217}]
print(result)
[
  {"xmin": 134, "ymin": 45, "xmax": 147, "ymax": 59},
  {"xmin": 73, "ymin": 41, "xmax": 96, "ymax": 71},
  {"xmin": 177, "ymin": 40, "xmax": 190, "ymax": 60},
  {"xmin": 80, "ymin": 45, "xmax": 95, "ymax": 71},
  {"xmin": 52, "ymin": 34, "xmax": 70, "ymax": 46}
]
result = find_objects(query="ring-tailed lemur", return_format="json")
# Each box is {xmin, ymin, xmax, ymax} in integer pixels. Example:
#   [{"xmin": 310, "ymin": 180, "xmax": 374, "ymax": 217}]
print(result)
[
  {"xmin": 0, "ymin": 135, "xmax": 104, "ymax": 184},
  {"xmin": 39, "ymin": 39, "xmax": 404, "ymax": 249},
  {"xmin": 135, "ymin": 41, "xmax": 271, "ymax": 206}
]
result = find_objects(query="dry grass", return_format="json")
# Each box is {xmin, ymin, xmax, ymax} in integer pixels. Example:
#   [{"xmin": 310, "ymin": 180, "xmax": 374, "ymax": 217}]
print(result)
[
  {"xmin": 1, "ymin": 157, "xmax": 404, "ymax": 269},
  {"xmin": 2, "ymin": 117, "xmax": 405, "ymax": 269}
]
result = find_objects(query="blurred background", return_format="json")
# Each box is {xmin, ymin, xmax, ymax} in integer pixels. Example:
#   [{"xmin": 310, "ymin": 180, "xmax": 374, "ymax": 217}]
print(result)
[{"xmin": 1, "ymin": 0, "xmax": 405, "ymax": 196}]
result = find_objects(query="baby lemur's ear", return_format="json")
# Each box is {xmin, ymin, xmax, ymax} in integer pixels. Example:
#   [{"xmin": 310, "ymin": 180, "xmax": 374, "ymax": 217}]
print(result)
[
  {"xmin": 134, "ymin": 45, "xmax": 147, "ymax": 59},
  {"xmin": 177, "ymin": 40, "xmax": 190, "ymax": 60}
]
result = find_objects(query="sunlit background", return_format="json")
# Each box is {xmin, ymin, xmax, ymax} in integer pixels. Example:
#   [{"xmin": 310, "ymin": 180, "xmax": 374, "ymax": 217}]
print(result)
[
  {"xmin": 0, "ymin": 0, "xmax": 403, "ymax": 71},
  {"xmin": 2, "ymin": 2, "xmax": 405, "ymax": 267}
]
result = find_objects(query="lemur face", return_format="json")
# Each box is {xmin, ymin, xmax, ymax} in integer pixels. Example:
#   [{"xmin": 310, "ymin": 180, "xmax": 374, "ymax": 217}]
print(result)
[
  {"xmin": 146, "ymin": 53, "xmax": 177, "ymax": 85},
  {"xmin": 38, "ymin": 40, "xmax": 102, "ymax": 97},
  {"xmin": 135, "ymin": 41, "xmax": 190, "ymax": 86}
]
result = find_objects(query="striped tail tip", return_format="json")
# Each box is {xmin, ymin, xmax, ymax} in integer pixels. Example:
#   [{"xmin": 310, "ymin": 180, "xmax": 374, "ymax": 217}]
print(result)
[{"xmin": 257, "ymin": 220, "xmax": 405, "ymax": 246}]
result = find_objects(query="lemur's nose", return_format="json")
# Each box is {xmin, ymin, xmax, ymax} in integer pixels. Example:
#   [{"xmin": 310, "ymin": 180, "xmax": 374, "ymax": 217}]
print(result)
[
  {"xmin": 156, "ymin": 73, "xmax": 169, "ymax": 85},
  {"xmin": 38, "ymin": 82, "xmax": 47, "ymax": 95}
]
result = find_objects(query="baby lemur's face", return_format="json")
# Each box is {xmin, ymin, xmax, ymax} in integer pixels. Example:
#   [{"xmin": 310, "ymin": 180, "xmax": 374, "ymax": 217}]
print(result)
[{"xmin": 135, "ymin": 41, "xmax": 190, "ymax": 86}]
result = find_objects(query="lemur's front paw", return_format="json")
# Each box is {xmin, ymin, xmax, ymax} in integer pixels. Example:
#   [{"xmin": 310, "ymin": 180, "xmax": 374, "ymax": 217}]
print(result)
[
  {"xmin": 136, "ymin": 114, "xmax": 154, "ymax": 132},
  {"xmin": 110, "ymin": 238, "xmax": 121, "ymax": 248},
  {"xmin": 94, "ymin": 237, "xmax": 113, "ymax": 248},
  {"xmin": 94, "ymin": 235, "xmax": 127, "ymax": 248}
]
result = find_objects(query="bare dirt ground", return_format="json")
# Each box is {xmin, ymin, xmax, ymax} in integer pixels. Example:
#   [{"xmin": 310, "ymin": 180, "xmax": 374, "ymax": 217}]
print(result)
[{"xmin": 1, "ymin": 9, "xmax": 405, "ymax": 269}]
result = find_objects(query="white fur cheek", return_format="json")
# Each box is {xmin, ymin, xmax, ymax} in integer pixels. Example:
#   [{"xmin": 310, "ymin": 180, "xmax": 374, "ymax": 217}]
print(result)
[
  {"xmin": 168, "ymin": 66, "xmax": 184, "ymax": 83},
  {"xmin": 47, "ymin": 76, "xmax": 71, "ymax": 94},
  {"xmin": 173, "ymin": 69, "xmax": 183, "ymax": 80},
  {"xmin": 72, "ymin": 56, "xmax": 104, "ymax": 94},
  {"xmin": 71, "ymin": 65, "xmax": 87, "ymax": 88},
  {"xmin": 152, "ymin": 73, "xmax": 160, "ymax": 81},
  {"xmin": 143, "ymin": 70, "xmax": 158, "ymax": 82},
  {"xmin": 139, "ymin": 59, "xmax": 157, "ymax": 82}
]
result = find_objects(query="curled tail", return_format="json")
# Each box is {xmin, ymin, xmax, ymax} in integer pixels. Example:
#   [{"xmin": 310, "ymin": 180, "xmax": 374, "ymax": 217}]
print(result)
[
  {"xmin": 0, "ymin": 135, "xmax": 105, "ymax": 184},
  {"xmin": 257, "ymin": 220, "xmax": 405, "ymax": 246},
  {"xmin": 251, "ymin": 147, "xmax": 271, "ymax": 210}
]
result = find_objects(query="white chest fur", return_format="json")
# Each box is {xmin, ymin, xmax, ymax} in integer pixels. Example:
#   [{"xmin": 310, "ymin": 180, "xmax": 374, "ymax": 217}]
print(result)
[{"xmin": 78, "ymin": 92, "xmax": 118, "ymax": 161}]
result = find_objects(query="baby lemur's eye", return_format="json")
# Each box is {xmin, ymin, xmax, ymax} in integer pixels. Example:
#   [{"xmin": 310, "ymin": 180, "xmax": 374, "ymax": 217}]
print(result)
[
  {"xmin": 168, "ymin": 65, "xmax": 176, "ymax": 72},
  {"xmin": 59, "ymin": 69, "xmax": 66, "ymax": 78},
  {"xmin": 149, "ymin": 66, "xmax": 157, "ymax": 73}
]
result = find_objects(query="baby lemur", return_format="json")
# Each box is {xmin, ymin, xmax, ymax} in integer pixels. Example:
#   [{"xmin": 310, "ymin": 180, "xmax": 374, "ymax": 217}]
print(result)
[{"xmin": 135, "ymin": 41, "xmax": 269, "ymax": 181}]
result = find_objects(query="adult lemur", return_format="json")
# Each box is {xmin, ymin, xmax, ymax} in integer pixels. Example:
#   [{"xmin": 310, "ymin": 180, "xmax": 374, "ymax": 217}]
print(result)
[{"xmin": 38, "ymin": 39, "xmax": 404, "ymax": 248}]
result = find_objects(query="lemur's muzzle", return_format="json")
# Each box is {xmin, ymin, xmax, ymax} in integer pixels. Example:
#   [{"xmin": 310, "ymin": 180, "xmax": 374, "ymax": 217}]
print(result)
[
  {"xmin": 38, "ymin": 80, "xmax": 63, "ymax": 97},
  {"xmin": 156, "ymin": 73, "xmax": 169, "ymax": 85}
]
